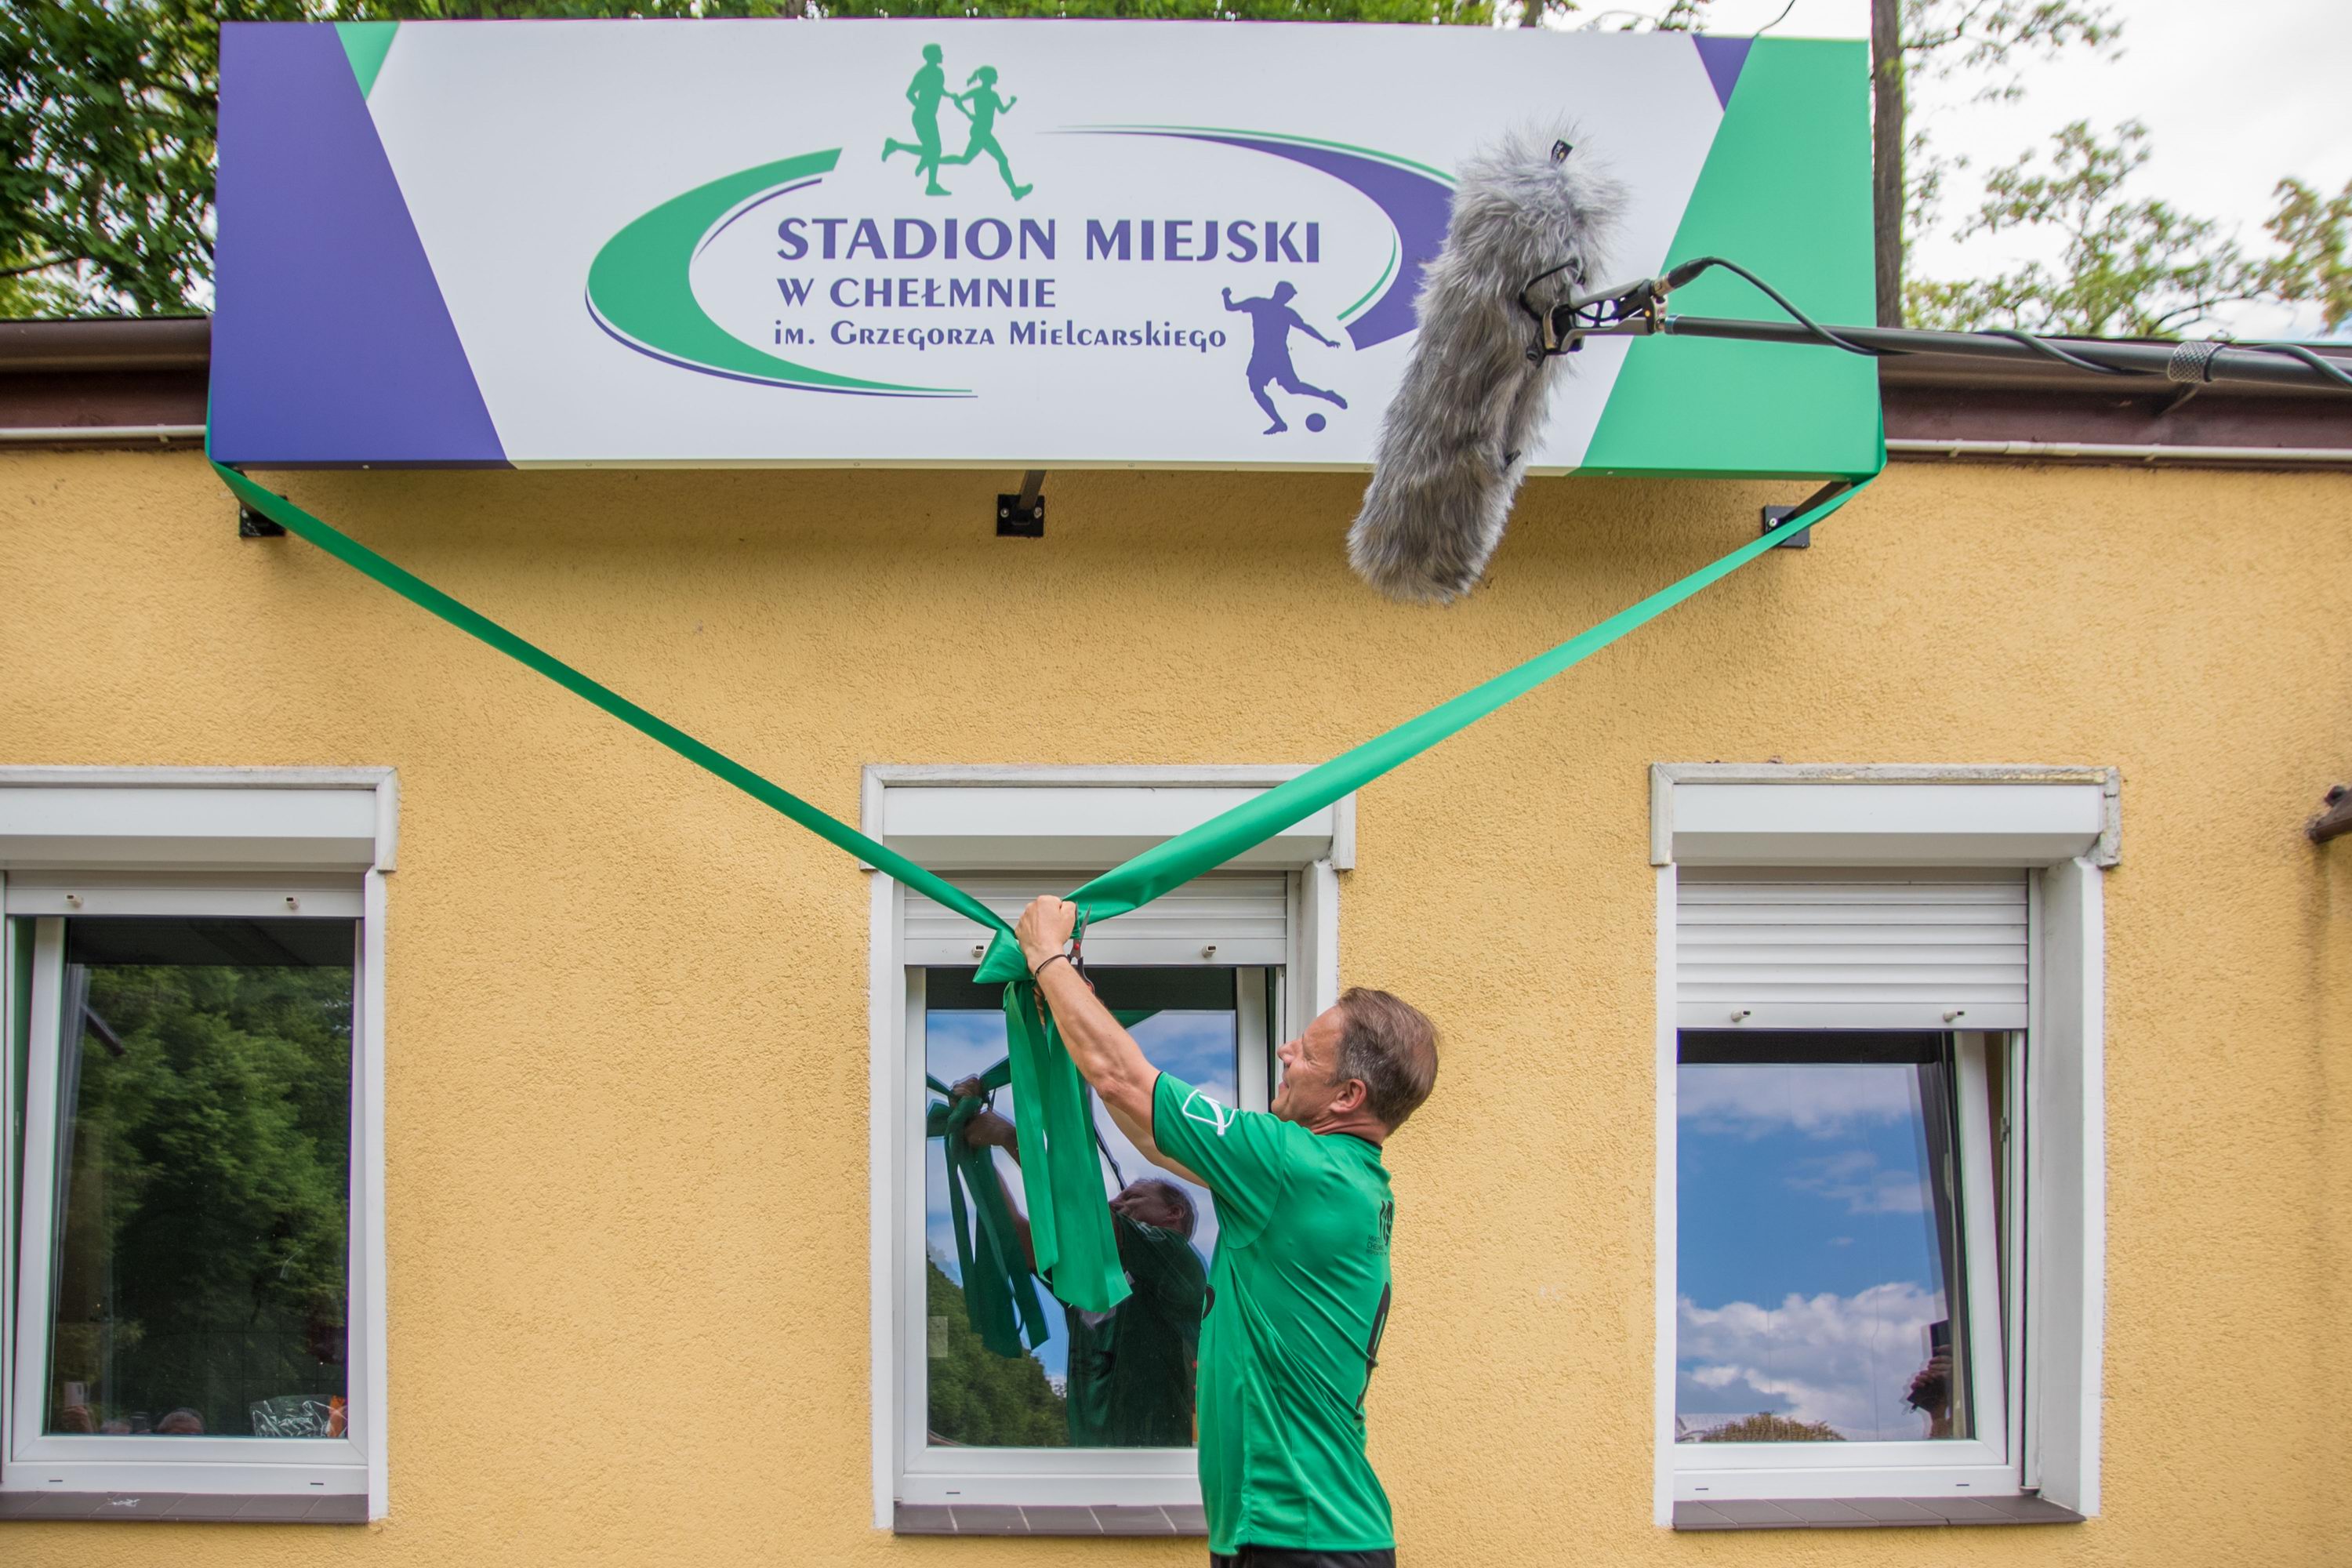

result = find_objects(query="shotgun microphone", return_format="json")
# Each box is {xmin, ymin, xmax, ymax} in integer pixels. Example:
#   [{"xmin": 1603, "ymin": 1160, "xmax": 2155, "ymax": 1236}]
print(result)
[{"xmin": 1346, "ymin": 126, "xmax": 1625, "ymax": 604}]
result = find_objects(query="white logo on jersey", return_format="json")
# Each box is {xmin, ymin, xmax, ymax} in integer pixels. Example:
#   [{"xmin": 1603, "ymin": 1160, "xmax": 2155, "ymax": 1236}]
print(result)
[{"xmin": 1181, "ymin": 1087, "xmax": 1237, "ymax": 1137}]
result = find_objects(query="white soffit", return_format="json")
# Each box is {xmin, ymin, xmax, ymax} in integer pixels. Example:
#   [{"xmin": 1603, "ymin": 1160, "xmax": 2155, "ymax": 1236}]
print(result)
[
  {"xmin": 0, "ymin": 770, "xmax": 394, "ymax": 871},
  {"xmin": 1652, "ymin": 765, "xmax": 2119, "ymax": 868},
  {"xmin": 905, "ymin": 873, "xmax": 1289, "ymax": 967},
  {"xmin": 865, "ymin": 768, "xmax": 1352, "ymax": 872}
]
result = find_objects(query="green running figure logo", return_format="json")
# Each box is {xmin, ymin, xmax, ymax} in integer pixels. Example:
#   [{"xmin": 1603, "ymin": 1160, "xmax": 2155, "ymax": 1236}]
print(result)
[{"xmin": 882, "ymin": 44, "xmax": 1033, "ymax": 201}]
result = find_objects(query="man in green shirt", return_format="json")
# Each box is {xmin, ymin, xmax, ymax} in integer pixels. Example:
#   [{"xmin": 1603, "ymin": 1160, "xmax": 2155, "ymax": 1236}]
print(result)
[{"xmin": 1015, "ymin": 895, "xmax": 1441, "ymax": 1568}]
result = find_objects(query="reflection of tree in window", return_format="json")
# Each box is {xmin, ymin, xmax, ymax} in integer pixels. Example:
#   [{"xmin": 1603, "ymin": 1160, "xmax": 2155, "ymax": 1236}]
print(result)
[
  {"xmin": 925, "ymin": 1259, "xmax": 1068, "ymax": 1447},
  {"xmin": 1695, "ymin": 1413, "xmax": 1845, "ymax": 1443},
  {"xmin": 1675, "ymin": 1032, "xmax": 1980, "ymax": 1445},
  {"xmin": 45, "ymin": 918, "xmax": 351, "ymax": 1439}
]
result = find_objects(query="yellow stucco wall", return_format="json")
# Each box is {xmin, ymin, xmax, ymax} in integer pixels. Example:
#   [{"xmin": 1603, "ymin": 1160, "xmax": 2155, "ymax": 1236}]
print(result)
[{"xmin": 1, "ymin": 450, "xmax": 2345, "ymax": 1564}]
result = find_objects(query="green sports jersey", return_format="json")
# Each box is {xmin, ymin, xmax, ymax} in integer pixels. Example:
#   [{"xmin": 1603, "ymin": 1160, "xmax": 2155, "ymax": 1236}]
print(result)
[
  {"xmin": 1065, "ymin": 1214, "xmax": 1207, "ymax": 1448},
  {"xmin": 1150, "ymin": 1072, "xmax": 1397, "ymax": 1555}
]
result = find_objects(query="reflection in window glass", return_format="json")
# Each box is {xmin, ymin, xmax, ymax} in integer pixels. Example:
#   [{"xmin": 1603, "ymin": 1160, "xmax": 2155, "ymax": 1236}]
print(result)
[
  {"xmin": 45, "ymin": 918, "xmax": 354, "ymax": 1439},
  {"xmin": 923, "ymin": 967, "xmax": 1231, "ymax": 1450},
  {"xmin": 1675, "ymin": 1033, "xmax": 1969, "ymax": 1444}
]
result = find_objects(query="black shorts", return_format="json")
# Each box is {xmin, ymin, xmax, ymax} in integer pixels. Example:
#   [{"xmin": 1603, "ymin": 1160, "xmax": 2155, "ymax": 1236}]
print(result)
[{"xmin": 1211, "ymin": 1549, "xmax": 1396, "ymax": 1568}]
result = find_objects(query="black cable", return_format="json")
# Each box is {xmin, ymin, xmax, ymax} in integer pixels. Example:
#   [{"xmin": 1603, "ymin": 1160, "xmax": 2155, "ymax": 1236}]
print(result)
[
  {"xmin": 1093, "ymin": 1116, "xmax": 1127, "ymax": 1189},
  {"xmin": 1541, "ymin": 253, "xmax": 2352, "ymax": 394},
  {"xmin": 2238, "ymin": 339, "xmax": 2352, "ymax": 391},
  {"xmin": 1517, "ymin": 256, "xmax": 1591, "ymax": 325},
  {"xmin": 1650, "ymin": 255, "xmax": 1888, "ymax": 358},
  {"xmin": 1980, "ymin": 328, "xmax": 2135, "ymax": 376}
]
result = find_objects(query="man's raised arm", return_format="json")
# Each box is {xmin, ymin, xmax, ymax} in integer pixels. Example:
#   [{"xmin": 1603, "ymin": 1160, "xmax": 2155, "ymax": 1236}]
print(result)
[{"xmin": 1014, "ymin": 895, "xmax": 1204, "ymax": 1186}]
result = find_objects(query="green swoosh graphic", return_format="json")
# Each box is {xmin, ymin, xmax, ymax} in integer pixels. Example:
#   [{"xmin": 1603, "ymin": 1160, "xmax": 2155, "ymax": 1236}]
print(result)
[{"xmin": 586, "ymin": 149, "xmax": 967, "ymax": 397}]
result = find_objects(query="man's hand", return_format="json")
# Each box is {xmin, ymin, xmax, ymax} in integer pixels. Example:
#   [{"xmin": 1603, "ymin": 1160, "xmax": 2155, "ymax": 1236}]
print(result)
[
  {"xmin": 960, "ymin": 1103, "xmax": 1019, "ymax": 1153},
  {"xmin": 1015, "ymin": 895, "xmax": 1080, "ymax": 971},
  {"xmin": 1013, "ymin": 900, "xmax": 1207, "ymax": 1189}
]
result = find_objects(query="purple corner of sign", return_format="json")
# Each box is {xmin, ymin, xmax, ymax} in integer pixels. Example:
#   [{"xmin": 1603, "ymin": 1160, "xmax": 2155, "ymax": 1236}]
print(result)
[
  {"xmin": 1692, "ymin": 35, "xmax": 1752, "ymax": 111},
  {"xmin": 212, "ymin": 24, "xmax": 505, "ymax": 467}
]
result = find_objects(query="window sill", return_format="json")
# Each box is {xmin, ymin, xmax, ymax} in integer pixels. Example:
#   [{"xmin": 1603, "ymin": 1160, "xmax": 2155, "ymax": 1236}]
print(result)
[
  {"xmin": 894, "ymin": 1501, "xmax": 1207, "ymax": 1536},
  {"xmin": 1673, "ymin": 1496, "xmax": 2083, "ymax": 1530},
  {"xmin": 0, "ymin": 1491, "xmax": 367, "ymax": 1523}
]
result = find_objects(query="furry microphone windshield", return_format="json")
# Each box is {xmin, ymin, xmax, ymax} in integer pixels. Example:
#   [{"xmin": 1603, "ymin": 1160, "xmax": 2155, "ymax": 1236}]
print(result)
[{"xmin": 1348, "ymin": 128, "xmax": 1626, "ymax": 603}]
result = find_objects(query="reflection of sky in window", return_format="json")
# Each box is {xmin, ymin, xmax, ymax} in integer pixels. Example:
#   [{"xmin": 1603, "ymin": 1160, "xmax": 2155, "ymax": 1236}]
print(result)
[
  {"xmin": 926, "ymin": 1007, "xmax": 1232, "ymax": 1380},
  {"xmin": 1676, "ymin": 1063, "xmax": 1953, "ymax": 1442}
]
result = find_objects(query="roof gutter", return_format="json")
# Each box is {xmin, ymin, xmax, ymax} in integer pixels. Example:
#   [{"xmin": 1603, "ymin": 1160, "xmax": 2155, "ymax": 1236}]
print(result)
[
  {"xmin": 1886, "ymin": 437, "xmax": 2352, "ymax": 469},
  {"xmin": 0, "ymin": 423, "xmax": 204, "ymax": 445},
  {"xmin": 0, "ymin": 317, "xmax": 209, "ymax": 371},
  {"xmin": 5, "ymin": 429, "xmax": 2347, "ymax": 470}
]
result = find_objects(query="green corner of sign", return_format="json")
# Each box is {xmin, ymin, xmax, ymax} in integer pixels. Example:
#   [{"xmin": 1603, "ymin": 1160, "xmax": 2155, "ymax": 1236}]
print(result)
[
  {"xmin": 336, "ymin": 21, "xmax": 399, "ymax": 100},
  {"xmin": 1581, "ymin": 33, "xmax": 1877, "ymax": 477}
]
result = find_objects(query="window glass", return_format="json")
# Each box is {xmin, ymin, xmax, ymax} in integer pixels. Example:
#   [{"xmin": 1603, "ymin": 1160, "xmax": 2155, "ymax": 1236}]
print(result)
[
  {"xmin": 1675, "ymin": 1032, "xmax": 1970, "ymax": 1444},
  {"xmin": 922, "ymin": 966, "xmax": 1232, "ymax": 1450},
  {"xmin": 43, "ymin": 917, "xmax": 354, "ymax": 1439}
]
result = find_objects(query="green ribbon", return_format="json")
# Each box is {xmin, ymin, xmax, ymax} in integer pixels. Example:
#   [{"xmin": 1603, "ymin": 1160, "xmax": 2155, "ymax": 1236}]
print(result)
[
  {"xmin": 212, "ymin": 455, "xmax": 1878, "ymax": 1314},
  {"xmin": 924, "ymin": 1061, "xmax": 1050, "ymax": 1358}
]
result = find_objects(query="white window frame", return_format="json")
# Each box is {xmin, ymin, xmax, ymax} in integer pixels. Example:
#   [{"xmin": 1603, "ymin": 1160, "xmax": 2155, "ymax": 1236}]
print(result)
[
  {"xmin": 863, "ymin": 766, "xmax": 1349, "ymax": 1523},
  {"xmin": 1671, "ymin": 1029, "xmax": 2017, "ymax": 1482},
  {"xmin": 1650, "ymin": 763, "xmax": 2114, "ymax": 1522},
  {"xmin": 0, "ymin": 768, "xmax": 394, "ymax": 1519}
]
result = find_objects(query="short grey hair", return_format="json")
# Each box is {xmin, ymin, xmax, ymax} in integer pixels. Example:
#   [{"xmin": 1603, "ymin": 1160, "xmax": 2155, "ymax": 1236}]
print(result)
[
  {"xmin": 1334, "ymin": 987, "xmax": 1440, "ymax": 1131},
  {"xmin": 1136, "ymin": 1178, "xmax": 1197, "ymax": 1238}
]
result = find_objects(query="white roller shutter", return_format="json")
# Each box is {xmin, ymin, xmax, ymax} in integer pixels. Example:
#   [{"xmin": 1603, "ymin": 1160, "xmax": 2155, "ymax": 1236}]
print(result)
[
  {"xmin": 1675, "ymin": 866, "xmax": 2027, "ymax": 1031},
  {"xmin": 902, "ymin": 872, "xmax": 1288, "ymax": 967}
]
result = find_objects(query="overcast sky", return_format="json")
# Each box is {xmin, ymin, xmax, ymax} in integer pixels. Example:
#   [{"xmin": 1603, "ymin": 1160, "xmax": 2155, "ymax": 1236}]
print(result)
[{"xmin": 1576, "ymin": 0, "xmax": 2351, "ymax": 337}]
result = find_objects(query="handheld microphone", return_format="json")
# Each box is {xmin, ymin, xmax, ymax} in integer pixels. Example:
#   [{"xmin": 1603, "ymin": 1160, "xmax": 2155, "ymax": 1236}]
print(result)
[{"xmin": 1347, "ymin": 125, "xmax": 1625, "ymax": 604}]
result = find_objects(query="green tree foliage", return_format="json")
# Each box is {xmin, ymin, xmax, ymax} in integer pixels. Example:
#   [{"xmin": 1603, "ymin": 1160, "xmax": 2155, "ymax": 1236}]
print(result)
[
  {"xmin": 0, "ymin": 0, "xmax": 1490, "ymax": 316},
  {"xmin": 0, "ymin": 252, "xmax": 78, "ymax": 315},
  {"xmin": 1874, "ymin": 0, "xmax": 2122, "ymax": 325},
  {"xmin": 1908, "ymin": 120, "xmax": 2352, "ymax": 336},
  {"xmin": 1897, "ymin": 0, "xmax": 2119, "ymax": 96},
  {"xmin": 51, "ymin": 958, "xmax": 351, "ymax": 1435},
  {"xmin": 2254, "ymin": 176, "xmax": 2352, "ymax": 337},
  {"xmin": 924, "ymin": 1257, "xmax": 1068, "ymax": 1447},
  {"xmin": 1, "ymin": 0, "xmax": 282, "ymax": 314},
  {"xmin": 1878, "ymin": 0, "xmax": 2347, "ymax": 338}
]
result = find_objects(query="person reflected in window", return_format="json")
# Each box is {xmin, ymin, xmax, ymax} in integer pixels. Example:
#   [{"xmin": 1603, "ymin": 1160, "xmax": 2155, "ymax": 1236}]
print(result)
[
  {"xmin": 953, "ymin": 1083, "xmax": 1207, "ymax": 1448},
  {"xmin": 155, "ymin": 1407, "xmax": 205, "ymax": 1435},
  {"xmin": 1904, "ymin": 1349, "xmax": 1954, "ymax": 1439}
]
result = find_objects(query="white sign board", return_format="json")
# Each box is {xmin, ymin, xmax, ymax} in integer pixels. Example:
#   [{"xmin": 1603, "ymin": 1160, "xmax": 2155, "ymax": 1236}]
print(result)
[{"xmin": 212, "ymin": 20, "xmax": 1875, "ymax": 473}]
